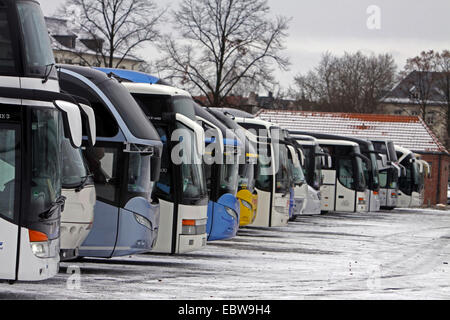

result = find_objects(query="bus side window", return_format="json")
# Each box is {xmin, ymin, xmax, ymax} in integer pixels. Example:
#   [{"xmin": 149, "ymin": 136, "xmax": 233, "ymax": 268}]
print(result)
[
  {"xmin": 0, "ymin": 7, "xmax": 16, "ymax": 74},
  {"xmin": 0, "ymin": 127, "xmax": 17, "ymax": 220},
  {"xmin": 338, "ymin": 158, "xmax": 354, "ymax": 190},
  {"xmin": 59, "ymin": 76, "xmax": 119, "ymax": 138},
  {"xmin": 153, "ymin": 126, "xmax": 173, "ymax": 202},
  {"xmin": 83, "ymin": 146, "xmax": 120, "ymax": 204}
]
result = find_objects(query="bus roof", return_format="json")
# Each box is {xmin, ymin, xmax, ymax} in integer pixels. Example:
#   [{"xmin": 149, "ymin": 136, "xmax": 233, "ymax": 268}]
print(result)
[
  {"xmin": 316, "ymin": 139, "xmax": 359, "ymax": 147},
  {"xmin": 122, "ymin": 82, "xmax": 191, "ymax": 97}
]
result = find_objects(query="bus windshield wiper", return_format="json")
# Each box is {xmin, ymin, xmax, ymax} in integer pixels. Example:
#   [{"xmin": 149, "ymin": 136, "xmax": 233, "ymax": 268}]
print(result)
[
  {"xmin": 42, "ymin": 63, "xmax": 55, "ymax": 84},
  {"xmin": 38, "ymin": 195, "xmax": 67, "ymax": 220},
  {"xmin": 75, "ymin": 175, "xmax": 93, "ymax": 192}
]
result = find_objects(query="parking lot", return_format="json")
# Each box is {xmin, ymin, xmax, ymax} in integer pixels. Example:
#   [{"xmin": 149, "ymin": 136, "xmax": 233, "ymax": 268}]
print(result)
[{"xmin": 1, "ymin": 208, "xmax": 450, "ymax": 300}]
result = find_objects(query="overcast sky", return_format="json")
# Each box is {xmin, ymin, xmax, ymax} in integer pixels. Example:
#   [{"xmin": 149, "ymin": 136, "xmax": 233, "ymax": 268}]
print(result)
[{"xmin": 39, "ymin": 0, "xmax": 450, "ymax": 91}]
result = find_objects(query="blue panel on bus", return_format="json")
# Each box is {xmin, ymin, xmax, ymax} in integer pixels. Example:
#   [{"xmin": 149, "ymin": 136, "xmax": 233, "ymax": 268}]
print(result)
[
  {"xmin": 207, "ymin": 193, "xmax": 240, "ymax": 241},
  {"xmin": 95, "ymin": 68, "xmax": 160, "ymax": 84},
  {"xmin": 289, "ymin": 188, "xmax": 295, "ymax": 219},
  {"xmin": 79, "ymin": 201, "xmax": 119, "ymax": 258},
  {"xmin": 113, "ymin": 197, "xmax": 160, "ymax": 256}
]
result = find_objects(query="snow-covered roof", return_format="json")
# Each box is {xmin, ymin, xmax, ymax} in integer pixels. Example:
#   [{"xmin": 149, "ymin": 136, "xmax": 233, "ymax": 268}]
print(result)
[
  {"xmin": 256, "ymin": 110, "xmax": 448, "ymax": 154},
  {"xmin": 45, "ymin": 16, "xmax": 143, "ymax": 62},
  {"xmin": 381, "ymin": 71, "xmax": 448, "ymax": 106}
]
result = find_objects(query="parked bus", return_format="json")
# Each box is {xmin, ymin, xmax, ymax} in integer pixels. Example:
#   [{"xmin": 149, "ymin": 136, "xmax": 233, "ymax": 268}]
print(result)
[
  {"xmin": 290, "ymin": 135, "xmax": 324, "ymax": 215},
  {"xmin": 218, "ymin": 110, "xmax": 290, "ymax": 227},
  {"xmin": 370, "ymin": 139, "xmax": 402, "ymax": 210},
  {"xmin": 60, "ymin": 97, "xmax": 97, "ymax": 261},
  {"xmin": 206, "ymin": 108, "xmax": 259, "ymax": 227},
  {"xmin": 284, "ymin": 137, "xmax": 306, "ymax": 220},
  {"xmin": 95, "ymin": 69, "xmax": 209, "ymax": 253},
  {"xmin": 193, "ymin": 104, "xmax": 241, "ymax": 241},
  {"xmin": 0, "ymin": 0, "xmax": 86, "ymax": 282},
  {"xmin": 395, "ymin": 145, "xmax": 421, "ymax": 208},
  {"xmin": 122, "ymin": 83, "xmax": 209, "ymax": 253},
  {"xmin": 313, "ymin": 139, "xmax": 370, "ymax": 213},
  {"xmin": 59, "ymin": 65, "xmax": 163, "ymax": 258},
  {"xmin": 291, "ymin": 132, "xmax": 380, "ymax": 212},
  {"xmin": 414, "ymin": 154, "xmax": 431, "ymax": 206}
]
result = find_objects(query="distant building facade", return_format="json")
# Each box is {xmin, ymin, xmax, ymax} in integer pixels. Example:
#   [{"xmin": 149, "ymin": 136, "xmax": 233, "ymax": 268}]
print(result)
[
  {"xmin": 45, "ymin": 17, "xmax": 143, "ymax": 70},
  {"xmin": 379, "ymin": 71, "xmax": 449, "ymax": 147}
]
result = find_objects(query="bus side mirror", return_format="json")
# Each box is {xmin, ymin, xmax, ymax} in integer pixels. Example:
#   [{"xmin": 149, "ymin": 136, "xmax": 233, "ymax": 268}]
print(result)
[
  {"xmin": 379, "ymin": 154, "xmax": 388, "ymax": 168},
  {"xmin": 54, "ymin": 100, "xmax": 82, "ymax": 148},
  {"xmin": 355, "ymin": 153, "xmax": 372, "ymax": 170},
  {"xmin": 79, "ymin": 103, "xmax": 96, "ymax": 146},
  {"xmin": 175, "ymin": 113, "xmax": 205, "ymax": 157}
]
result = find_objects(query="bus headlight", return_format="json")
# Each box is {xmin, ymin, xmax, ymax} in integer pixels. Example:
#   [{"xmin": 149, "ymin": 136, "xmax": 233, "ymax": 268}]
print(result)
[
  {"xmin": 182, "ymin": 219, "xmax": 207, "ymax": 235},
  {"xmin": 275, "ymin": 206, "xmax": 286, "ymax": 213},
  {"xmin": 29, "ymin": 230, "xmax": 55, "ymax": 258},
  {"xmin": 241, "ymin": 199, "xmax": 252, "ymax": 210},
  {"xmin": 31, "ymin": 242, "xmax": 50, "ymax": 258},
  {"xmin": 134, "ymin": 213, "xmax": 152, "ymax": 230},
  {"xmin": 225, "ymin": 207, "xmax": 238, "ymax": 220}
]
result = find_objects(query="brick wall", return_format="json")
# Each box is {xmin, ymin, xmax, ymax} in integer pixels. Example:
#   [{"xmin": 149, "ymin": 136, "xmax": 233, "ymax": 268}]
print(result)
[{"xmin": 421, "ymin": 153, "xmax": 450, "ymax": 205}]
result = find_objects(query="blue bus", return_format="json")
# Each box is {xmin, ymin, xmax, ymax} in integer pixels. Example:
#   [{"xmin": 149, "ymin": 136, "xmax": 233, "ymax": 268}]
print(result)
[
  {"xmin": 193, "ymin": 103, "xmax": 241, "ymax": 241},
  {"xmin": 59, "ymin": 65, "xmax": 163, "ymax": 258}
]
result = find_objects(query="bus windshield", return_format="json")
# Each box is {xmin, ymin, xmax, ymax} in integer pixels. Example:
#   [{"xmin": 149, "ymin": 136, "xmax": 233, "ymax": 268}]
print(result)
[
  {"xmin": 355, "ymin": 155, "xmax": 367, "ymax": 191},
  {"xmin": 30, "ymin": 108, "xmax": 62, "ymax": 215},
  {"xmin": 389, "ymin": 167, "xmax": 399, "ymax": 189},
  {"xmin": 16, "ymin": 0, "xmax": 55, "ymax": 78},
  {"xmin": 412, "ymin": 161, "xmax": 421, "ymax": 193},
  {"xmin": 254, "ymin": 149, "xmax": 272, "ymax": 192},
  {"xmin": 178, "ymin": 123, "xmax": 207, "ymax": 202},
  {"xmin": 127, "ymin": 152, "xmax": 153, "ymax": 202},
  {"xmin": 399, "ymin": 159, "xmax": 414, "ymax": 195},
  {"xmin": 219, "ymin": 145, "xmax": 239, "ymax": 197},
  {"xmin": 0, "ymin": 124, "xmax": 18, "ymax": 221},
  {"xmin": 238, "ymin": 161, "xmax": 255, "ymax": 193},
  {"xmin": 0, "ymin": 4, "xmax": 16, "ymax": 75},
  {"xmin": 288, "ymin": 150, "xmax": 305, "ymax": 185},
  {"xmin": 155, "ymin": 124, "xmax": 207, "ymax": 204},
  {"xmin": 61, "ymin": 138, "xmax": 88, "ymax": 189},
  {"xmin": 368, "ymin": 148, "xmax": 380, "ymax": 190},
  {"xmin": 275, "ymin": 144, "xmax": 290, "ymax": 194}
]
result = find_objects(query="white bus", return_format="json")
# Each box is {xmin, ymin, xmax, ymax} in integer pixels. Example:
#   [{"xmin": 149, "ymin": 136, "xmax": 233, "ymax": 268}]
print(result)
[
  {"xmin": 123, "ymin": 83, "xmax": 209, "ymax": 254},
  {"xmin": 315, "ymin": 139, "xmax": 370, "ymax": 213},
  {"xmin": 370, "ymin": 139, "xmax": 402, "ymax": 210},
  {"xmin": 395, "ymin": 146, "xmax": 421, "ymax": 208},
  {"xmin": 226, "ymin": 113, "xmax": 290, "ymax": 227},
  {"xmin": 0, "ymin": 0, "xmax": 83, "ymax": 281},
  {"xmin": 290, "ymin": 135, "xmax": 324, "ymax": 215}
]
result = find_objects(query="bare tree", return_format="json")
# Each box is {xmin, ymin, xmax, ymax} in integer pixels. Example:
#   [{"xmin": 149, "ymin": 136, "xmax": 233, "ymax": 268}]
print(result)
[
  {"xmin": 157, "ymin": 0, "xmax": 290, "ymax": 107},
  {"xmin": 59, "ymin": 0, "xmax": 165, "ymax": 68},
  {"xmin": 294, "ymin": 51, "xmax": 396, "ymax": 113},
  {"xmin": 434, "ymin": 50, "xmax": 450, "ymax": 145},
  {"xmin": 401, "ymin": 50, "xmax": 440, "ymax": 121}
]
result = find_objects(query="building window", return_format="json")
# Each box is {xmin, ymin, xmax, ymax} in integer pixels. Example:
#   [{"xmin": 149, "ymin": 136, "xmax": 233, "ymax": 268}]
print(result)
[
  {"xmin": 425, "ymin": 112, "xmax": 436, "ymax": 125},
  {"xmin": 394, "ymin": 109, "xmax": 403, "ymax": 115}
]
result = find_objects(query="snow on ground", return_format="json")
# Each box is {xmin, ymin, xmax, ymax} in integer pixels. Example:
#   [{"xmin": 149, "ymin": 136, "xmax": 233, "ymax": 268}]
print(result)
[{"xmin": 1, "ymin": 208, "xmax": 450, "ymax": 300}]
